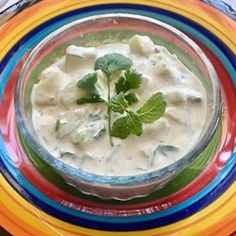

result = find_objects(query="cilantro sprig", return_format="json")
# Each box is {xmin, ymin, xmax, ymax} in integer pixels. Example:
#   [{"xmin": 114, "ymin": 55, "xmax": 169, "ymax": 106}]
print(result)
[
  {"xmin": 94, "ymin": 53, "xmax": 133, "ymax": 146},
  {"xmin": 76, "ymin": 53, "xmax": 166, "ymax": 146}
]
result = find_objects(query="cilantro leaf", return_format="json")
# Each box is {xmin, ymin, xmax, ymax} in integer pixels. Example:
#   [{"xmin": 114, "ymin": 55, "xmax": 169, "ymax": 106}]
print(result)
[
  {"xmin": 115, "ymin": 76, "xmax": 129, "ymax": 94},
  {"xmin": 115, "ymin": 69, "xmax": 142, "ymax": 94},
  {"xmin": 77, "ymin": 73, "xmax": 100, "ymax": 97},
  {"xmin": 110, "ymin": 92, "xmax": 129, "ymax": 114},
  {"xmin": 111, "ymin": 116, "xmax": 130, "ymax": 139},
  {"xmin": 125, "ymin": 93, "xmax": 139, "ymax": 105},
  {"xmin": 95, "ymin": 53, "xmax": 132, "ymax": 78},
  {"xmin": 137, "ymin": 92, "xmax": 166, "ymax": 123},
  {"xmin": 76, "ymin": 97, "xmax": 103, "ymax": 105},
  {"xmin": 125, "ymin": 69, "xmax": 142, "ymax": 90},
  {"xmin": 127, "ymin": 111, "xmax": 143, "ymax": 136}
]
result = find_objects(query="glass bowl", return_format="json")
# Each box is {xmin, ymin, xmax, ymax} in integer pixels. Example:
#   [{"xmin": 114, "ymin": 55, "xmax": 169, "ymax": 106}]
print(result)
[{"xmin": 15, "ymin": 14, "xmax": 222, "ymax": 200}]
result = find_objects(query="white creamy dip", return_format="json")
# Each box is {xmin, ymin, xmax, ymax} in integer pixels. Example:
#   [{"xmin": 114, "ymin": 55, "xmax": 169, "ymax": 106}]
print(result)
[{"xmin": 31, "ymin": 35, "xmax": 207, "ymax": 176}]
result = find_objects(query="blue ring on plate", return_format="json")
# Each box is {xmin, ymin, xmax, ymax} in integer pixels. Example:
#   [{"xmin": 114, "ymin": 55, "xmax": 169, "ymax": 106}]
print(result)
[{"xmin": 0, "ymin": 3, "xmax": 236, "ymax": 231}]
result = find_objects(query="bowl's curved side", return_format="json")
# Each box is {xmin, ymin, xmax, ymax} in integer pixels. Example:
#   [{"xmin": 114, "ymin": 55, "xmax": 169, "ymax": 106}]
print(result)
[{"xmin": 14, "ymin": 13, "xmax": 222, "ymax": 200}]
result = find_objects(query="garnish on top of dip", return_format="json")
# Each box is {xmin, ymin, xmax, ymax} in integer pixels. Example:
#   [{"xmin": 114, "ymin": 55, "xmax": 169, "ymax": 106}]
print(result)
[{"xmin": 31, "ymin": 35, "xmax": 206, "ymax": 176}]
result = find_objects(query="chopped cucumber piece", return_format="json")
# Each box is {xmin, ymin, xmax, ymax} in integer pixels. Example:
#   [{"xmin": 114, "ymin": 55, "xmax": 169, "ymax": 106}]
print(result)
[
  {"xmin": 128, "ymin": 35, "xmax": 154, "ymax": 57},
  {"xmin": 72, "ymin": 129, "xmax": 94, "ymax": 145},
  {"xmin": 165, "ymin": 90, "xmax": 186, "ymax": 105},
  {"xmin": 184, "ymin": 90, "xmax": 202, "ymax": 103},
  {"xmin": 56, "ymin": 108, "xmax": 88, "ymax": 138},
  {"xmin": 33, "ymin": 67, "xmax": 61, "ymax": 105},
  {"xmin": 60, "ymin": 81, "xmax": 86, "ymax": 107},
  {"xmin": 94, "ymin": 128, "xmax": 106, "ymax": 140},
  {"xmin": 72, "ymin": 122, "xmax": 106, "ymax": 145},
  {"xmin": 65, "ymin": 45, "xmax": 96, "ymax": 71}
]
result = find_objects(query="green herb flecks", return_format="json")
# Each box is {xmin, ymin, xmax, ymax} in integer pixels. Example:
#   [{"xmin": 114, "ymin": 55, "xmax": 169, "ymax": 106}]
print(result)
[
  {"xmin": 55, "ymin": 119, "xmax": 61, "ymax": 131},
  {"xmin": 76, "ymin": 97, "xmax": 104, "ymax": 105},
  {"xmin": 94, "ymin": 128, "xmax": 106, "ymax": 140}
]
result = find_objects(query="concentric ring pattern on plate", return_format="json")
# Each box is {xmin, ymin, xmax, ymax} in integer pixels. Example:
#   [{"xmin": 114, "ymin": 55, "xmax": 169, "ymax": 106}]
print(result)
[
  {"xmin": 0, "ymin": 0, "xmax": 235, "ymax": 235},
  {"xmin": 0, "ymin": 0, "xmax": 235, "ymax": 227}
]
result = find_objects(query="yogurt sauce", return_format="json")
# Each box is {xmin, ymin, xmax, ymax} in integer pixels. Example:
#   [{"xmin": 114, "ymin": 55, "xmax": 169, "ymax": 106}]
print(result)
[{"xmin": 31, "ymin": 35, "xmax": 206, "ymax": 176}]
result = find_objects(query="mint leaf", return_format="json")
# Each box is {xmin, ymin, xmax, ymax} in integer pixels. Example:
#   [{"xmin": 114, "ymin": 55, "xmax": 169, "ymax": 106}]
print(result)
[
  {"xmin": 127, "ymin": 111, "xmax": 143, "ymax": 136},
  {"xmin": 111, "ymin": 116, "xmax": 130, "ymax": 139},
  {"xmin": 115, "ymin": 69, "xmax": 142, "ymax": 94},
  {"xmin": 125, "ymin": 93, "xmax": 139, "ymax": 105},
  {"xmin": 137, "ymin": 92, "xmax": 166, "ymax": 123},
  {"xmin": 110, "ymin": 92, "xmax": 129, "ymax": 114},
  {"xmin": 77, "ymin": 73, "xmax": 100, "ymax": 97},
  {"xmin": 111, "ymin": 112, "xmax": 142, "ymax": 138},
  {"xmin": 76, "ymin": 97, "xmax": 103, "ymax": 105},
  {"xmin": 95, "ymin": 53, "xmax": 132, "ymax": 78}
]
